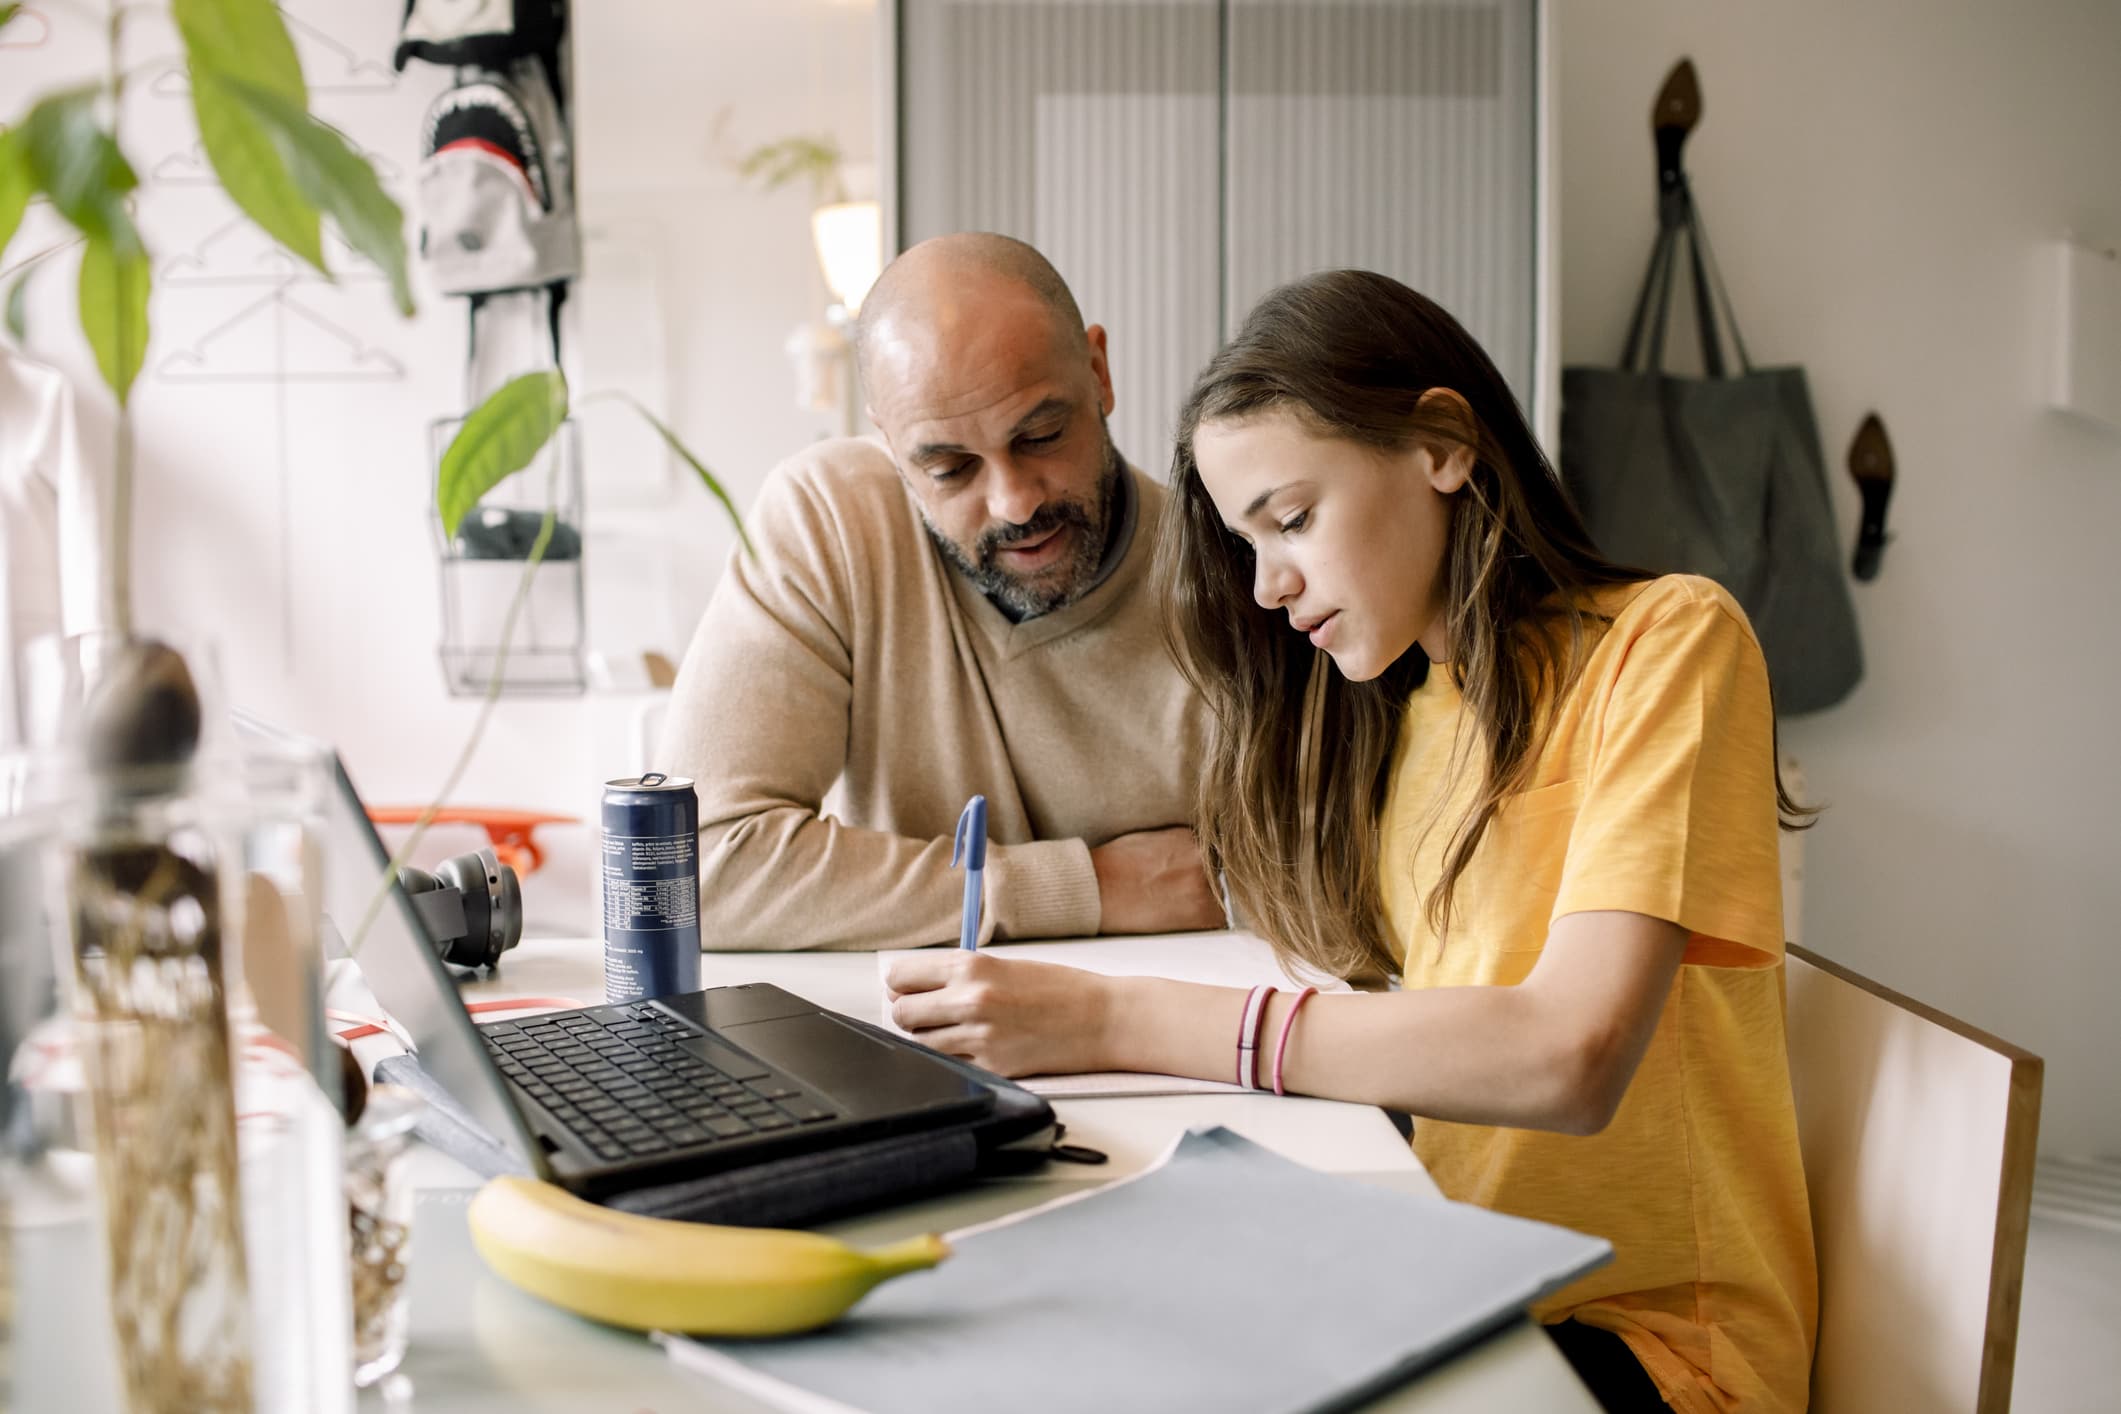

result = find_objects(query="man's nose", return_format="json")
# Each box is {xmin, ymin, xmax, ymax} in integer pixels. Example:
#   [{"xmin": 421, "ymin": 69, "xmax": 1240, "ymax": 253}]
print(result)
[{"xmin": 985, "ymin": 459, "xmax": 1046, "ymax": 528}]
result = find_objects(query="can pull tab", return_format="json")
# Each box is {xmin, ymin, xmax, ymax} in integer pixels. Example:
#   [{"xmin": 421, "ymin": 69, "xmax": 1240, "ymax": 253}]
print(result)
[{"xmin": 639, "ymin": 772, "xmax": 667, "ymax": 787}]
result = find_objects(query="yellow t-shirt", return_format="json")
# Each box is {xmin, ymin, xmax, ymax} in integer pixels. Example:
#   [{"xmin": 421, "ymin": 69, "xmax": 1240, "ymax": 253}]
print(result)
[{"xmin": 1379, "ymin": 575, "xmax": 1818, "ymax": 1414}]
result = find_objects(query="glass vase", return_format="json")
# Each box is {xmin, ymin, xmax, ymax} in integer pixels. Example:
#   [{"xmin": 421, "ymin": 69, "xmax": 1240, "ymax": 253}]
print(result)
[
  {"xmin": 225, "ymin": 732, "xmax": 354, "ymax": 1413},
  {"xmin": 3, "ymin": 635, "xmax": 352, "ymax": 1413},
  {"xmin": 343, "ymin": 1084, "xmax": 423, "ymax": 1388},
  {"xmin": 1, "ymin": 761, "xmax": 61, "ymax": 1410}
]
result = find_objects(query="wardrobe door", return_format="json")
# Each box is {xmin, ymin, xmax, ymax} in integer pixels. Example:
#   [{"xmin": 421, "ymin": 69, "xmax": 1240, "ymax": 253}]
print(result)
[
  {"xmin": 895, "ymin": 0, "xmax": 1223, "ymax": 471},
  {"xmin": 1223, "ymin": 0, "xmax": 1542, "ymax": 411}
]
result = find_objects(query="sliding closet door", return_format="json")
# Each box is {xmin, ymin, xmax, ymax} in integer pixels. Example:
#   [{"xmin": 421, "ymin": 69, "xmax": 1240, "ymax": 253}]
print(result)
[
  {"xmin": 1224, "ymin": 0, "xmax": 1541, "ymax": 410},
  {"xmin": 896, "ymin": 0, "xmax": 1544, "ymax": 461},
  {"xmin": 896, "ymin": 0, "xmax": 1223, "ymax": 469}
]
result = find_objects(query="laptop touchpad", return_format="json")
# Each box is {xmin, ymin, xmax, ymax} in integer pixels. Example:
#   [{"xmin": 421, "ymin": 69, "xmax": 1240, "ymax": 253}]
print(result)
[{"xmin": 721, "ymin": 1012, "xmax": 989, "ymax": 1117}]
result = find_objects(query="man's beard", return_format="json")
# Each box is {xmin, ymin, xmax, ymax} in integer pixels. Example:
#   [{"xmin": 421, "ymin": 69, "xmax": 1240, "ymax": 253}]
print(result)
[{"xmin": 925, "ymin": 435, "xmax": 1125, "ymax": 621}]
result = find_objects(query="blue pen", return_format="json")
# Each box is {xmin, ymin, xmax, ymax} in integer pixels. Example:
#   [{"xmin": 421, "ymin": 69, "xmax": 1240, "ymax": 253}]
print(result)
[{"xmin": 952, "ymin": 795, "xmax": 988, "ymax": 951}]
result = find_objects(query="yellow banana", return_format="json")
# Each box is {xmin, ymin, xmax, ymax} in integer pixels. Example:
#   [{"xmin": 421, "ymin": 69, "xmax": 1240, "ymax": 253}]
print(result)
[{"xmin": 466, "ymin": 1175, "xmax": 949, "ymax": 1336}]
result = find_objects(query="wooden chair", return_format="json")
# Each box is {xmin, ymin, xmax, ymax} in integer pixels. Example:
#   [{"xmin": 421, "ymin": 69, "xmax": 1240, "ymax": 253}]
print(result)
[{"xmin": 1785, "ymin": 944, "xmax": 2043, "ymax": 1414}]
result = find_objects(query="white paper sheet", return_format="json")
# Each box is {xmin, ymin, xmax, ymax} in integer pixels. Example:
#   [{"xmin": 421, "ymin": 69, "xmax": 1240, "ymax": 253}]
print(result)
[{"xmin": 875, "ymin": 932, "xmax": 1349, "ymax": 1098}]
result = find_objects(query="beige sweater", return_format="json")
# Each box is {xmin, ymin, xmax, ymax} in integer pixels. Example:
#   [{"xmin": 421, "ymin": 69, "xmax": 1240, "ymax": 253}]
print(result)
[{"xmin": 660, "ymin": 438, "xmax": 1205, "ymax": 951}]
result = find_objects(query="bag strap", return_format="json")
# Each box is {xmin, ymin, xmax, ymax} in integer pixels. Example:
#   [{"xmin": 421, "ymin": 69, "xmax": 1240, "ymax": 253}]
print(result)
[
  {"xmin": 1690, "ymin": 206, "xmax": 1754, "ymax": 374},
  {"xmin": 1619, "ymin": 174, "xmax": 1754, "ymax": 378},
  {"xmin": 1620, "ymin": 225, "xmax": 1675, "ymax": 372},
  {"xmin": 1646, "ymin": 227, "xmax": 1684, "ymax": 374},
  {"xmin": 1685, "ymin": 214, "xmax": 1726, "ymax": 378}
]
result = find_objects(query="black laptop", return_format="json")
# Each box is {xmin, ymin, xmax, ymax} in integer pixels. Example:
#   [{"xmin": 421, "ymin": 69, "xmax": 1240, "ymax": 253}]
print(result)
[{"xmin": 243, "ymin": 715, "xmax": 1040, "ymax": 1199}]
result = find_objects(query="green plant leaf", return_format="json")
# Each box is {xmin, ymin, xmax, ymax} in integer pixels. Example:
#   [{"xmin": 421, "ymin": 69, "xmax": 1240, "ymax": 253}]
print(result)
[
  {"xmin": 6, "ymin": 267, "xmax": 31, "ymax": 343},
  {"xmin": 601, "ymin": 392, "xmax": 754, "ymax": 557},
  {"xmin": 438, "ymin": 371, "xmax": 569, "ymax": 537},
  {"xmin": 0, "ymin": 129, "xmax": 30, "ymax": 264},
  {"xmin": 20, "ymin": 89, "xmax": 139, "ymax": 251},
  {"xmin": 79, "ymin": 232, "xmax": 150, "ymax": 403},
  {"xmin": 736, "ymin": 134, "xmax": 845, "ymax": 203},
  {"xmin": 174, "ymin": 0, "xmax": 322, "ymax": 272},
  {"xmin": 0, "ymin": 5, "xmax": 20, "ymax": 34},
  {"xmin": 223, "ymin": 79, "xmax": 412, "ymax": 315},
  {"xmin": 171, "ymin": 0, "xmax": 307, "ymax": 104},
  {"xmin": 191, "ymin": 74, "xmax": 323, "ymax": 273}
]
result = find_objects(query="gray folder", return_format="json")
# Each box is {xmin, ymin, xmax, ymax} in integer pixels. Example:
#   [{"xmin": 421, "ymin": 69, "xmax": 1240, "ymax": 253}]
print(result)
[{"xmin": 666, "ymin": 1125, "xmax": 1612, "ymax": 1414}]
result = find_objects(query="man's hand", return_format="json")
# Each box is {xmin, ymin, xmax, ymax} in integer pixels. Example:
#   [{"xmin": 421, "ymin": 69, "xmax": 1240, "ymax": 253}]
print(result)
[{"xmin": 1089, "ymin": 826, "xmax": 1224, "ymax": 934}]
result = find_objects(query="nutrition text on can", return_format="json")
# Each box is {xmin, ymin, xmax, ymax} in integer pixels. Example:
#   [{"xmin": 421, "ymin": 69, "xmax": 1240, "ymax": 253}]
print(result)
[{"xmin": 601, "ymin": 773, "xmax": 702, "ymax": 1003}]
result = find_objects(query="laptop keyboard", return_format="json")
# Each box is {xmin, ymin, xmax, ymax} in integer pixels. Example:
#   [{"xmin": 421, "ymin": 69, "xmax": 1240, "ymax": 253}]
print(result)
[{"xmin": 480, "ymin": 1003, "xmax": 840, "ymax": 1163}]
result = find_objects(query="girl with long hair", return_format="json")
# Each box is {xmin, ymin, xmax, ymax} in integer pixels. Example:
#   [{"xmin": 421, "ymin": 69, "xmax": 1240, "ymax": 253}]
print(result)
[{"xmin": 885, "ymin": 270, "xmax": 1818, "ymax": 1413}]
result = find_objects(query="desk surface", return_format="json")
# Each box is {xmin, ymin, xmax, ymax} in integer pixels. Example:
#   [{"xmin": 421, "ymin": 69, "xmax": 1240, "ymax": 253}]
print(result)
[{"xmin": 359, "ymin": 937, "xmax": 1599, "ymax": 1414}]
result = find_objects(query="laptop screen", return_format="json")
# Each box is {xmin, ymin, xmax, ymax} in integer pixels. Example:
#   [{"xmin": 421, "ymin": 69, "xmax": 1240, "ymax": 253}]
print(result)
[{"xmin": 232, "ymin": 712, "xmax": 540, "ymax": 1171}]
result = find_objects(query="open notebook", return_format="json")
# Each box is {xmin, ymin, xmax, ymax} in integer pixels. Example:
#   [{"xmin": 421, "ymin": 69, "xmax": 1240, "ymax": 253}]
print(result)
[{"xmin": 875, "ymin": 932, "xmax": 1350, "ymax": 1098}]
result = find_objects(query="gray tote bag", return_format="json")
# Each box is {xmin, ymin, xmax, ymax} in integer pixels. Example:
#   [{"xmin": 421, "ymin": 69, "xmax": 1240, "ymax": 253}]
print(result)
[{"xmin": 1560, "ymin": 194, "xmax": 1862, "ymax": 716}]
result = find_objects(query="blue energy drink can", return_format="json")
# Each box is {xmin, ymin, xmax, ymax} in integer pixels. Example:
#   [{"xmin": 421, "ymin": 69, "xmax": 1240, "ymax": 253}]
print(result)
[{"xmin": 601, "ymin": 773, "xmax": 702, "ymax": 1003}]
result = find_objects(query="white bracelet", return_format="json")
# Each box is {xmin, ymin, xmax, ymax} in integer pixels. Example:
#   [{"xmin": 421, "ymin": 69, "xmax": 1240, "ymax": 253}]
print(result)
[{"xmin": 1234, "ymin": 984, "xmax": 1275, "ymax": 1089}]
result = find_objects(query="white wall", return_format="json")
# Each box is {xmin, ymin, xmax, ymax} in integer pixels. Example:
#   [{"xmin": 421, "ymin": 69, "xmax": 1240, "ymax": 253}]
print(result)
[
  {"xmin": 1557, "ymin": 0, "xmax": 2121, "ymax": 1154},
  {"xmin": 572, "ymin": 0, "xmax": 881, "ymax": 625},
  {"xmin": 3, "ymin": 0, "xmax": 877, "ymax": 933}
]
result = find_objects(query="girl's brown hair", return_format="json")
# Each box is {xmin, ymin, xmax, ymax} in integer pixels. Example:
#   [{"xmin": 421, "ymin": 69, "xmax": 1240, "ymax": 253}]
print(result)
[{"xmin": 1154, "ymin": 270, "xmax": 1808, "ymax": 981}]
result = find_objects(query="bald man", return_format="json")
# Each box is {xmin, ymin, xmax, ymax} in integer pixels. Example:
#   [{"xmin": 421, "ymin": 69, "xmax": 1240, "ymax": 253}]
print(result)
[{"xmin": 660, "ymin": 234, "xmax": 1220, "ymax": 951}]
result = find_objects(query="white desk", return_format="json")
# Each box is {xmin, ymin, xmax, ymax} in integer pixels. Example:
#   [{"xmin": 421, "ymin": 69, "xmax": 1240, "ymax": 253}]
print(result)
[{"xmin": 358, "ymin": 937, "xmax": 1599, "ymax": 1413}]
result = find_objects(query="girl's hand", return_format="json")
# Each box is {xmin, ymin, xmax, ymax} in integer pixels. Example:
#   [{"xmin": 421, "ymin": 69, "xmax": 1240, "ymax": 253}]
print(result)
[{"xmin": 882, "ymin": 952, "xmax": 1115, "ymax": 1078}]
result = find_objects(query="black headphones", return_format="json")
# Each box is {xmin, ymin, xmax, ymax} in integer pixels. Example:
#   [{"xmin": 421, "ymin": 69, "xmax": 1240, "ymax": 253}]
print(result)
[{"xmin": 398, "ymin": 846, "xmax": 523, "ymax": 971}]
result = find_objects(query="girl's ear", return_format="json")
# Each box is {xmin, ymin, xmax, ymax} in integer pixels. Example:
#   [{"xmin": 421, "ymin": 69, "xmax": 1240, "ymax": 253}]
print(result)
[
  {"xmin": 1415, "ymin": 386, "xmax": 1476, "ymax": 431},
  {"xmin": 1413, "ymin": 387, "xmax": 1478, "ymax": 494},
  {"xmin": 1428, "ymin": 442, "xmax": 1476, "ymax": 495}
]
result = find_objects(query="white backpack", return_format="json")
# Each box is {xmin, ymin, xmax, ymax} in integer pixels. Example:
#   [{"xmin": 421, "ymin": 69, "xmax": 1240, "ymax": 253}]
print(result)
[{"xmin": 415, "ymin": 60, "xmax": 579, "ymax": 295}]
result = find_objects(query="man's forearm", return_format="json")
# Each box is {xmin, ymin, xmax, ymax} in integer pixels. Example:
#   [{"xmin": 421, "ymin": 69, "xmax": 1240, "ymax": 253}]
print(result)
[{"xmin": 694, "ymin": 807, "xmax": 1100, "ymax": 951}]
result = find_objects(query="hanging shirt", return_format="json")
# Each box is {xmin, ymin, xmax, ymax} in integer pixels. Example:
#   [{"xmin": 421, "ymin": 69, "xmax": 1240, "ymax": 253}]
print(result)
[
  {"xmin": 1379, "ymin": 574, "xmax": 1818, "ymax": 1414},
  {"xmin": 0, "ymin": 347, "xmax": 110, "ymax": 758}
]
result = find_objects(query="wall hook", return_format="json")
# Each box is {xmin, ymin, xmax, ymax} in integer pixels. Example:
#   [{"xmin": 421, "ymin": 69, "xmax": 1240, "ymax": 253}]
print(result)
[
  {"xmin": 1847, "ymin": 413, "xmax": 1895, "ymax": 581},
  {"xmin": 1652, "ymin": 59, "xmax": 1702, "ymax": 203}
]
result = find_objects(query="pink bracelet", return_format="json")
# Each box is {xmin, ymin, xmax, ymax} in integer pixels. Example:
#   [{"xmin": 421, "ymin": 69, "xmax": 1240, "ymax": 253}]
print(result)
[
  {"xmin": 1271, "ymin": 986, "xmax": 1319, "ymax": 1096},
  {"xmin": 1234, "ymin": 985, "xmax": 1274, "ymax": 1089}
]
